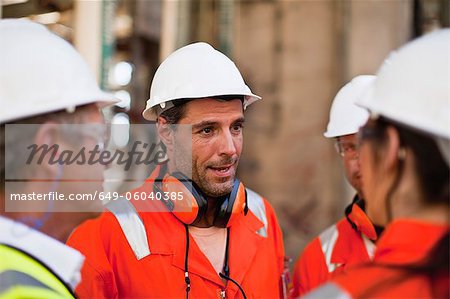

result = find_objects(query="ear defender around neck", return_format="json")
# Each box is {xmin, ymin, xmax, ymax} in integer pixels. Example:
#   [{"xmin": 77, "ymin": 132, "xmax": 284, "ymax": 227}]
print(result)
[
  {"xmin": 154, "ymin": 171, "xmax": 206, "ymax": 225},
  {"xmin": 345, "ymin": 198, "xmax": 378, "ymax": 241},
  {"xmin": 154, "ymin": 171, "xmax": 248, "ymax": 228},
  {"xmin": 213, "ymin": 181, "xmax": 248, "ymax": 228}
]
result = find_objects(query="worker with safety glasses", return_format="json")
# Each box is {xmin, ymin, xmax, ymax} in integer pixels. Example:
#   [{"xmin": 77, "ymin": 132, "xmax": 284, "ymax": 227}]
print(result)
[
  {"xmin": 0, "ymin": 20, "xmax": 117, "ymax": 299},
  {"xmin": 291, "ymin": 75, "xmax": 382, "ymax": 297},
  {"xmin": 67, "ymin": 42, "xmax": 287, "ymax": 299},
  {"xmin": 304, "ymin": 29, "xmax": 449, "ymax": 299}
]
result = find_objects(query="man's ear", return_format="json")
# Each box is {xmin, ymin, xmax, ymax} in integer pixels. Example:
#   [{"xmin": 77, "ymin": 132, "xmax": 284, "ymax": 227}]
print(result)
[
  {"xmin": 156, "ymin": 116, "xmax": 174, "ymax": 153},
  {"xmin": 32, "ymin": 122, "xmax": 61, "ymax": 180},
  {"xmin": 384, "ymin": 126, "xmax": 402, "ymax": 172}
]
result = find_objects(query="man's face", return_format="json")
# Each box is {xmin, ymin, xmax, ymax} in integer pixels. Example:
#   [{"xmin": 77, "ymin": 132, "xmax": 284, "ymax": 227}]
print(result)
[
  {"xmin": 176, "ymin": 98, "xmax": 244, "ymax": 197},
  {"xmin": 58, "ymin": 104, "xmax": 106, "ymax": 213},
  {"xmin": 7, "ymin": 104, "xmax": 107, "ymax": 238},
  {"xmin": 337, "ymin": 134, "xmax": 364, "ymax": 197}
]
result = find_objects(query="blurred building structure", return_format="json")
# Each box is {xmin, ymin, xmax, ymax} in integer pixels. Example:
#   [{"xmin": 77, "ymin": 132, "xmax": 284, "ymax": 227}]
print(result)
[{"xmin": 1, "ymin": 0, "xmax": 449, "ymax": 260}]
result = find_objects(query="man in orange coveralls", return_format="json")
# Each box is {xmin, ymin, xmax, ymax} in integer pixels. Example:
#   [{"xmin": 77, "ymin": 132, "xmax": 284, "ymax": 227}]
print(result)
[
  {"xmin": 291, "ymin": 75, "xmax": 381, "ymax": 297},
  {"xmin": 304, "ymin": 29, "xmax": 449, "ymax": 299},
  {"xmin": 67, "ymin": 42, "xmax": 287, "ymax": 299}
]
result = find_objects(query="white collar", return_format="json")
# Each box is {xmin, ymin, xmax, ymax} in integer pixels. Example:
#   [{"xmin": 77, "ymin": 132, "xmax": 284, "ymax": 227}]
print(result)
[{"xmin": 0, "ymin": 216, "xmax": 84, "ymax": 290}]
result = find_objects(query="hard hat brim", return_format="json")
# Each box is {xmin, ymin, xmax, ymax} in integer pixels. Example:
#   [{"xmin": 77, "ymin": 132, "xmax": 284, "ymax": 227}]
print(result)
[
  {"xmin": 142, "ymin": 93, "xmax": 261, "ymax": 121},
  {"xmin": 1, "ymin": 91, "xmax": 119, "ymax": 124}
]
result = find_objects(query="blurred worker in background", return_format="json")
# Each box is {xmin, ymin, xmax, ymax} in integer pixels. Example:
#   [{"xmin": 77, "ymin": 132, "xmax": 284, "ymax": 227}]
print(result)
[
  {"xmin": 67, "ymin": 42, "xmax": 287, "ymax": 298},
  {"xmin": 305, "ymin": 29, "xmax": 449, "ymax": 299},
  {"xmin": 291, "ymin": 75, "xmax": 381, "ymax": 297},
  {"xmin": 0, "ymin": 20, "xmax": 117, "ymax": 298}
]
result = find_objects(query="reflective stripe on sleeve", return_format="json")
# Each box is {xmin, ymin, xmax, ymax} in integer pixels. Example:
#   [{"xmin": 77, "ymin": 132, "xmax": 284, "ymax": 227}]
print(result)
[
  {"xmin": 0, "ymin": 270, "xmax": 58, "ymax": 295},
  {"xmin": 106, "ymin": 198, "xmax": 151, "ymax": 260},
  {"xmin": 319, "ymin": 224, "xmax": 340, "ymax": 272},
  {"xmin": 302, "ymin": 282, "xmax": 352, "ymax": 299},
  {"xmin": 246, "ymin": 188, "xmax": 268, "ymax": 238}
]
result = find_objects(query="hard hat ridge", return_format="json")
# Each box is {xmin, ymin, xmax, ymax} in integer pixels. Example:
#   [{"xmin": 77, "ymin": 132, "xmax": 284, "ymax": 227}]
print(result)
[
  {"xmin": 357, "ymin": 29, "xmax": 450, "ymax": 165},
  {"xmin": 323, "ymin": 75, "xmax": 374, "ymax": 138},
  {"xmin": 0, "ymin": 19, "xmax": 117, "ymax": 124},
  {"xmin": 357, "ymin": 29, "xmax": 450, "ymax": 140},
  {"xmin": 142, "ymin": 42, "xmax": 261, "ymax": 120}
]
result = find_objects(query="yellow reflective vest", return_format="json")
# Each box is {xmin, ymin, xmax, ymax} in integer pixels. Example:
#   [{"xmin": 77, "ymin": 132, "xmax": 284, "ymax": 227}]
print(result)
[{"xmin": 0, "ymin": 244, "xmax": 75, "ymax": 299}]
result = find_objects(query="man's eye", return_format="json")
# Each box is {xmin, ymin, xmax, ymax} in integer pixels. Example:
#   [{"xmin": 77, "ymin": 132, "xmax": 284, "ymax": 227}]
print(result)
[
  {"xmin": 343, "ymin": 144, "xmax": 356, "ymax": 152},
  {"xmin": 201, "ymin": 127, "xmax": 213, "ymax": 134},
  {"xmin": 232, "ymin": 124, "xmax": 243, "ymax": 132}
]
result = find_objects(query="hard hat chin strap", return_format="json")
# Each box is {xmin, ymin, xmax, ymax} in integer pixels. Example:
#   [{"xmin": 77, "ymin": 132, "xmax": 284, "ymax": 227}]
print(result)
[{"xmin": 155, "ymin": 101, "xmax": 177, "ymax": 118}]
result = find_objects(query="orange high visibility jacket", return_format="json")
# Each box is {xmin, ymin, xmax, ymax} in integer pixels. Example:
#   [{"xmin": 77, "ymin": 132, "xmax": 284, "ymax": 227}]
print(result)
[
  {"xmin": 291, "ymin": 216, "xmax": 375, "ymax": 297},
  {"xmin": 67, "ymin": 168, "xmax": 286, "ymax": 299},
  {"xmin": 303, "ymin": 220, "xmax": 450, "ymax": 299}
]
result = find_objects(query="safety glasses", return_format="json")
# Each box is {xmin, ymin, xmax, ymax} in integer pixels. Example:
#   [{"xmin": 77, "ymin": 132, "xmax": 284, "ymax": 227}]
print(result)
[{"xmin": 334, "ymin": 140, "xmax": 359, "ymax": 159}]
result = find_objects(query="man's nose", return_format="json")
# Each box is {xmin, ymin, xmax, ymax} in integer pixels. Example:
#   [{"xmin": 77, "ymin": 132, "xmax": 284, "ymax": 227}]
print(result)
[{"xmin": 218, "ymin": 130, "xmax": 237, "ymax": 157}]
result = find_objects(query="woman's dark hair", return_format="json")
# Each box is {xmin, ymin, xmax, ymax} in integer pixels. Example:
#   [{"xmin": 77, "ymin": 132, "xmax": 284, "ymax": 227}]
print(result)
[
  {"xmin": 359, "ymin": 116, "xmax": 449, "ymax": 298},
  {"xmin": 366, "ymin": 116, "xmax": 449, "ymax": 204}
]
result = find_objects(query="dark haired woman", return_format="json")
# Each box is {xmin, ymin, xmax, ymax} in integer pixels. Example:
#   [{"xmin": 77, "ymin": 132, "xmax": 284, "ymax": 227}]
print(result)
[{"xmin": 304, "ymin": 29, "xmax": 449, "ymax": 299}]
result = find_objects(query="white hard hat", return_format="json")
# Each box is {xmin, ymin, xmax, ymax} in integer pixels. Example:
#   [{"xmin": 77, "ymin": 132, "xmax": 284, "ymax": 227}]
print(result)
[
  {"xmin": 323, "ymin": 75, "xmax": 374, "ymax": 138},
  {"xmin": 357, "ymin": 29, "xmax": 450, "ymax": 164},
  {"xmin": 0, "ymin": 19, "xmax": 118, "ymax": 124},
  {"xmin": 142, "ymin": 42, "xmax": 261, "ymax": 120}
]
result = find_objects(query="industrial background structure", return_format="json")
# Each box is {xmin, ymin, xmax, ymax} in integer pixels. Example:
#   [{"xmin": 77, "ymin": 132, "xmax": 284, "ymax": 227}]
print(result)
[{"xmin": 2, "ymin": 0, "xmax": 448, "ymax": 261}]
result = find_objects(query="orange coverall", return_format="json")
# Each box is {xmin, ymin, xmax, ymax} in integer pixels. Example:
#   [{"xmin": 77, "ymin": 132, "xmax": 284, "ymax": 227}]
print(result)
[
  {"xmin": 292, "ymin": 216, "xmax": 374, "ymax": 297},
  {"xmin": 67, "ymin": 167, "xmax": 286, "ymax": 298},
  {"xmin": 302, "ymin": 219, "xmax": 449, "ymax": 299}
]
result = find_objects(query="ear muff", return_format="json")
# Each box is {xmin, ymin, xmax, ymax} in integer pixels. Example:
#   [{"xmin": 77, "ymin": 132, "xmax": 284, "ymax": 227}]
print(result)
[
  {"xmin": 345, "ymin": 199, "xmax": 378, "ymax": 241},
  {"xmin": 154, "ymin": 172, "xmax": 207, "ymax": 225},
  {"xmin": 213, "ymin": 179, "xmax": 248, "ymax": 228},
  {"xmin": 154, "ymin": 172, "xmax": 248, "ymax": 227}
]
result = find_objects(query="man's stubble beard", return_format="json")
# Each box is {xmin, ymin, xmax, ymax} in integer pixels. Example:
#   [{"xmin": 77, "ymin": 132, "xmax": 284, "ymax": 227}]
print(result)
[{"xmin": 192, "ymin": 163, "xmax": 237, "ymax": 197}]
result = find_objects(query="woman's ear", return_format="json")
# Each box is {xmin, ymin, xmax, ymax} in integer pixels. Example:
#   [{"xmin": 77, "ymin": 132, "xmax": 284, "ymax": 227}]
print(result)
[
  {"xmin": 384, "ymin": 126, "xmax": 402, "ymax": 172},
  {"xmin": 157, "ymin": 116, "xmax": 174, "ymax": 153}
]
